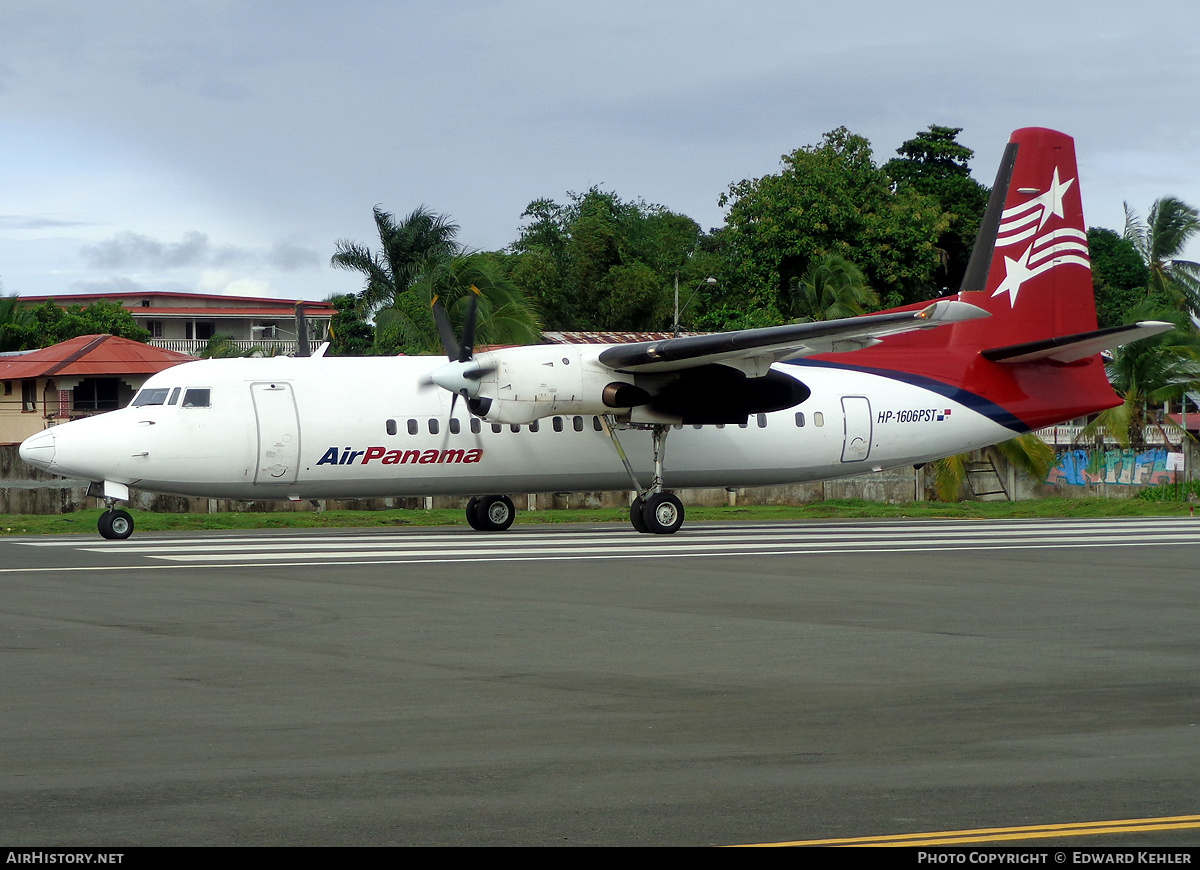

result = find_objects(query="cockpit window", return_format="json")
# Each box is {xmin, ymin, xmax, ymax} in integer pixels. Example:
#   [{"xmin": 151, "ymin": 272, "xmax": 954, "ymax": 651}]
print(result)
[
  {"xmin": 131, "ymin": 388, "xmax": 171, "ymax": 406},
  {"xmin": 181, "ymin": 388, "xmax": 211, "ymax": 408},
  {"xmin": 168, "ymin": 387, "xmax": 181, "ymax": 405}
]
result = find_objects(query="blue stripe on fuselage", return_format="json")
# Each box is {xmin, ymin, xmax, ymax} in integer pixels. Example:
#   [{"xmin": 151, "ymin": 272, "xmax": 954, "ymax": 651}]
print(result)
[{"xmin": 781, "ymin": 358, "xmax": 1030, "ymax": 433}]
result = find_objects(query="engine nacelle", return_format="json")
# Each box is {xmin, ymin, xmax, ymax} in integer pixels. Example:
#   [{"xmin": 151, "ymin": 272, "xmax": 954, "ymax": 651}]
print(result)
[
  {"xmin": 450, "ymin": 345, "xmax": 644, "ymax": 425},
  {"xmin": 432, "ymin": 344, "xmax": 811, "ymax": 426}
]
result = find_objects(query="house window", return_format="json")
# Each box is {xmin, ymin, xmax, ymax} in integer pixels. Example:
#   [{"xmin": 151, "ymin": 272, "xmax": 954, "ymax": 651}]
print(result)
[
  {"xmin": 254, "ymin": 321, "xmax": 277, "ymax": 339},
  {"xmin": 22, "ymin": 380, "xmax": 37, "ymax": 412},
  {"xmin": 147, "ymin": 320, "xmax": 164, "ymax": 338},
  {"xmin": 73, "ymin": 378, "xmax": 120, "ymax": 412}
]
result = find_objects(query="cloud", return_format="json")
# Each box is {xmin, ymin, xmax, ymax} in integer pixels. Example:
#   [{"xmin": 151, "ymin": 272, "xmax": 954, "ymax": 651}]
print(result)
[
  {"xmin": 0, "ymin": 214, "xmax": 92, "ymax": 230},
  {"xmin": 70, "ymin": 276, "xmax": 193, "ymax": 295},
  {"xmin": 80, "ymin": 230, "xmax": 321, "ymax": 271}
]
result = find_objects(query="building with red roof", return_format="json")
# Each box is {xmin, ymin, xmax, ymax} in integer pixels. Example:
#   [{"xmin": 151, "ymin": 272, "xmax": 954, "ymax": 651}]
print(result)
[
  {"xmin": 0, "ymin": 334, "xmax": 195, "ymax": 444},
  {"xmin": 19, "ymin": 291, "xmax": 335, "ymax": 356}
]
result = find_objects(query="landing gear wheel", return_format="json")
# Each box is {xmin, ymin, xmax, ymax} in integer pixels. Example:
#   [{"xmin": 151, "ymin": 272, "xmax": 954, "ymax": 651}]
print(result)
[
  {"xmin": 474, "ymin": 494, "xmax": 516, "ymax": 532},
  {"xmin": 629, "ymin": 495, "xmax": 649, "ymax": 534},
  {"xmin": 98, "ymin": 509, "xmax": 134, "ymax": 540},
  {"xmin": 642, "ymin": 492, "xmax": 684, "ymax": 535},
  {"xmin": 465, "ymin": 496, "xmax": 484, "ymax": 530}
]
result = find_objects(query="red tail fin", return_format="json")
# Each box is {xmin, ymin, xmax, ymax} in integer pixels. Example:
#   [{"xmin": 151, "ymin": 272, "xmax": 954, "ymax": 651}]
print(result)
[
  {"xmin": 955, "ymin": 126, "xmax": 1097, "ymax": 344},
  {"xmin": 817, "ymin": 127, "xmax": 1120, "ymax": 431}
]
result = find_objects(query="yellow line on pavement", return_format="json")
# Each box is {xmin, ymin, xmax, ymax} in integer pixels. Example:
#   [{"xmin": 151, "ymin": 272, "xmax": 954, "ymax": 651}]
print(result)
[{"xmin": 736, "ymin": 814, "xmax": 1200, "ymax": 847}]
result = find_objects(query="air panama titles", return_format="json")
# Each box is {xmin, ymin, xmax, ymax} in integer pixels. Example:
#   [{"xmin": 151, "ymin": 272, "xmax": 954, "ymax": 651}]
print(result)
[{"xmin": 316, "ymin": 446, "xmax": 484, "ymax": 466}]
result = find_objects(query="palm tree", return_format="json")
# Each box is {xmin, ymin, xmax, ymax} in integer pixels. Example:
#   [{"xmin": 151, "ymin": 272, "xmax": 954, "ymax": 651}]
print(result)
[
  {"xmin": 331, "ymin": 205, "xmax": 461, "ymax": 318},
  {"xmin": 929, "ymin": 433, "xmax": 1056, "ymax": 502},
  {"xmin": 783, "ymin": 254, "xmax": 879, "ymax": 321},
  {"xmin": 1123, "ymin": 197, "xmax": 1200, "ymax": 314},
  {"xmin": 0, "ymin": 294, "xmax": 35, "ymax": 352},
  {"xmin": 374, "ymin": 253, "xmax": 541, "ymax": 354},
  {"xmin": 1080, "ymin": 306, "xmax": 1200, "ymax": 451}
]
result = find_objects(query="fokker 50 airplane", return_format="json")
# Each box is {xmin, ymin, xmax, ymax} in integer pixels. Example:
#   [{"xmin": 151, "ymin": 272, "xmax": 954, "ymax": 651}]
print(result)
[{"xmin": 20, "ymin": 127, "xmax": 1170, "ymax": 539}]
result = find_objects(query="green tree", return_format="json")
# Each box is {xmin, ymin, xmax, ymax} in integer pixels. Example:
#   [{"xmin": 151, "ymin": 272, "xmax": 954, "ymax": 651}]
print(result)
[
  {"xmin": 929, "ymin": 434, "xmax": 1056, "ymax": 502},
  {"xmin": 782, "ymin": 254, "xmax": 878, "ymax": 322},
  {"xmin": 1087, "ymin": 227, "xmax": 1154, "ymax": 328},
  {"xmin": 2, "ymin": 299, "xmax": 151, "ymax": 350},
  {"xmin": 508, "ymin": 188, "xmax": 706, "ymax": 331},
  {"xmin": 1081, "ymin": 306, "xmax": 1200, "ymax": 451},
  {"xmin": 333, "ymin": 206, "xmax": 540, "ymax": 355},
  {"xmin": 1123, "ymin": 197, "xmax": 1200, "ymax": 314},
  {"xmin": 883, "ymin": 125, "xmax": 990, "ymax": 294},
  {"xmin": 374, "ymin": 253, "xmax": 541, "ymax": 355},
  {"xmin": 331, "ymin": 205, "xmax": 461, "ymax": 318},
  {"xmin": 325, "ymin": 294, "xmax": 375, "ymax": 356},
  {"xmin": 0, "ymin": 294, "xmax": 35, "ymax": 352},
  {"xmin": 719, "ymin": 127, "xmax": 949, "ymax": 318}
]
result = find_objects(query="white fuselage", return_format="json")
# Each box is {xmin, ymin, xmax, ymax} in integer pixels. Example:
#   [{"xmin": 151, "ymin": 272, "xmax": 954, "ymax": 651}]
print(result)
[{"xmin": 21, "ymin": 355, "xmax": 1017, "ymax": 501}]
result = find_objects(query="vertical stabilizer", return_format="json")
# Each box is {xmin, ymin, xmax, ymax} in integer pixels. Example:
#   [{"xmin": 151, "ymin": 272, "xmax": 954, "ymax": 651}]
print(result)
[
  {"xmin": 954, "ymin": 126, "xmax": 1098, "ymax": 345},
  {"xmin": 812, "ymin": 127, "xmax": 1120, "ymax": 431}
]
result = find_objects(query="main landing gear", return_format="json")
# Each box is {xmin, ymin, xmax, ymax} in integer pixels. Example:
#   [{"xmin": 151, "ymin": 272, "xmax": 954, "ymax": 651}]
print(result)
[
  {"xmin": 98, "ymin": 500, "xmax": 134, "ymax": 540},
  {"xmin": 604, "ymin": 419, "xmax": 685, "ymax": 535},
  {"xmin": 465, "ymin": 494, "xmax": 516, "ymax": 531}
]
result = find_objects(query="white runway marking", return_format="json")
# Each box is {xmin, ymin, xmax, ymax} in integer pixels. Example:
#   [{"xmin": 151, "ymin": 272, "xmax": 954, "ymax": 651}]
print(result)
[{"xmin": 10, "ymin": 517, "xmax": 1200, "ymax": 570}]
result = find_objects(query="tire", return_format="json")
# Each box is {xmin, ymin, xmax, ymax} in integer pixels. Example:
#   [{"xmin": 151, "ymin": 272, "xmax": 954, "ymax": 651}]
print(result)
[
  {"xmin": 465, "ymin": 496, "xmax": 485, "ymax": 530},
  {"xmin": 641, "ymin": 492, "xmax": 684, "ymax": 535},
  {"xmin": 629, "ymin": 496, "xmax": 649, "ymax": 534},
  {"xmin": 475, "ymin": 494, "xmax": 515, "ymax": 532},
  {"xmin": 98, "ymin": 509, "xmax": 134, "ymax": 540}
]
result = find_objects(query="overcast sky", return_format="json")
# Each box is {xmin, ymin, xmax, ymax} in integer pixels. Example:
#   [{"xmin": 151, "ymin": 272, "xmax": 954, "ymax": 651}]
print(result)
[{"xmin": 2, "ymin": 1, "xmax": 1197, "ymax": 303}]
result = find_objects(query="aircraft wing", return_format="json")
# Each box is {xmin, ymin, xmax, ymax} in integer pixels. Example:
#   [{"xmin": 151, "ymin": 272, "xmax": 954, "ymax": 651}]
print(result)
[{"xmin": 596, "ymin": 299, "xmax": 989, "ymax": 374}]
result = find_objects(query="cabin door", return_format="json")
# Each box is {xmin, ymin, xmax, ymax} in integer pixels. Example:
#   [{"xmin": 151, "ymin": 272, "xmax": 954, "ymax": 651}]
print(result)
[
  {"xmin": 840, "ymin": 396, "xmax": 873, "ymax": 463},
  {"xmin": 251, "ymin": 381, "xmax": 301, "ymax": 485}
]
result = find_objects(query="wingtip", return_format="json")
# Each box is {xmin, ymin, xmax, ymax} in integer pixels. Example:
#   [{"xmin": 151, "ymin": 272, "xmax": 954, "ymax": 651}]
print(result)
[{"xmin": 917, "ymin": 300, "xmax": 992, "ymax": 322}]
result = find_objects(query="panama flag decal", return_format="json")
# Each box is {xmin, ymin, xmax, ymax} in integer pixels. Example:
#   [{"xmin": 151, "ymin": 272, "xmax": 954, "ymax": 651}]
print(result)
[{"xmin": 991, "ymin": 166, "xmax": 1091, "ymax": 307}]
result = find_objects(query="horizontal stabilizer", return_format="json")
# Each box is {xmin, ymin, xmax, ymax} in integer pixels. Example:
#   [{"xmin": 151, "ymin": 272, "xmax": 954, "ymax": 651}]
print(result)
[{"xmin": 980, "ymin": 321, "xmax": 1174, "ymax": 364}]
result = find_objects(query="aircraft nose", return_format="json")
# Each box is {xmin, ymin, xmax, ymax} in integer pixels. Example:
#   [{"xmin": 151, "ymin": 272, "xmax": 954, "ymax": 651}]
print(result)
[{"xmin": 19, "ymin": 428, "xmax": 56, "ymax": 471}]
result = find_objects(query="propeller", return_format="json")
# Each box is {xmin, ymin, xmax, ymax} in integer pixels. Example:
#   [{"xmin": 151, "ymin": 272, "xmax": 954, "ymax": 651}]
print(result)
[{"xmin": 429, "ymin": 286, "xmax": 495, "ymax": 417}]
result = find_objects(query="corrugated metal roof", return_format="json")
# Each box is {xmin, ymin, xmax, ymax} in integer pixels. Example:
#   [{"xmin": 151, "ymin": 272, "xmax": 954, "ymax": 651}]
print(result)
[
  {"xmin": 123, "ymin": 307, "xmax": 334, "ymax": 318},
  {"xmin": 0, "ymin": 334, "xmax": 196, "ymax": 380},
  {"xmin": 19, "ymin": 291, "xmax": 336, "ymax": 311},
  {"xmin": 541, "ymin": 331, "xmax": 702, "ymax": 344}
]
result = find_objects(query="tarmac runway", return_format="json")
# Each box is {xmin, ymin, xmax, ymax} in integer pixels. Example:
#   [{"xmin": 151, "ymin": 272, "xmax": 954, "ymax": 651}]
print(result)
[{"xmin": 2, "ymin": 517, "xmax": 1200, "ymax": 847}]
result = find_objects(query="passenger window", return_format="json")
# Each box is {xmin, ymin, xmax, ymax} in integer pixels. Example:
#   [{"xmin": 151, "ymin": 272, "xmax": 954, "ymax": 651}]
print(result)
[
  {"xmin": 510, "ymin": 424, "xmax": 520, "ymax": 433},
  {"xmin": 573, "ymin": 416, "xmax": 584, "ymax": 432},
  {"xmin": 428, "ymin": 419, "xmax": 439, "ymax": 435},
  {"xmin": 795, "ymin": 412, "xmax": 805, "ymax": 427},
  {"xmin": 408, "ymin": 419, "xmax": 419, "ymax": 435},
  {"xmin": 450, "ymin": 418, "xmax": 460, "ymax": 434},
  {"xmin": 492, "ymin": 423, "xmax": 503, "ymax": 434},
  {"xmin": 552, "ymin": 417, "xmax": 563, "ymax": 432},
  {"xmin": 471, "ymin": 419, "xmax": 482, "ymax": 434},
  {"xmin": 529, "ymin": 420, "xmax": 539, "ymax": 433},
  {"xmin": 181, "ymin": 388, "xmax": 210, "ymax": 408},
  {"xmin": 757, "ymin": 414, "xmax": 767, "ymax": 428},
  {"xmin": 386, "ymin": 419, "xmax": 397, "ymax": 436},
  {"xmin": 814, "ymin": 411, "xmax": 824, "ymax": 427},
  {"xmin": 592, "ymin": 416, "xmax": 603, "ymax": 432}
]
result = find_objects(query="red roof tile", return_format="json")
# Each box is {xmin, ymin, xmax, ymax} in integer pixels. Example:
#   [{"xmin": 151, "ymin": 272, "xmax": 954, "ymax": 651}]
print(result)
[{"xmin": 0, "ymin": 335, "xmax": 196, "ymax": 380}]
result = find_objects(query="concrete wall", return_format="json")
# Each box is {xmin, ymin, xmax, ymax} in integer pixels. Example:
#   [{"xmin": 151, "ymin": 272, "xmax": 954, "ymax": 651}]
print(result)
[
  {"xmin": 0, "ymin": 443, "xmax": 925, "ymax": 515},
  {"xmin": 5, "ymin": 441, "xmax": 1191, "ymax": 516}
]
